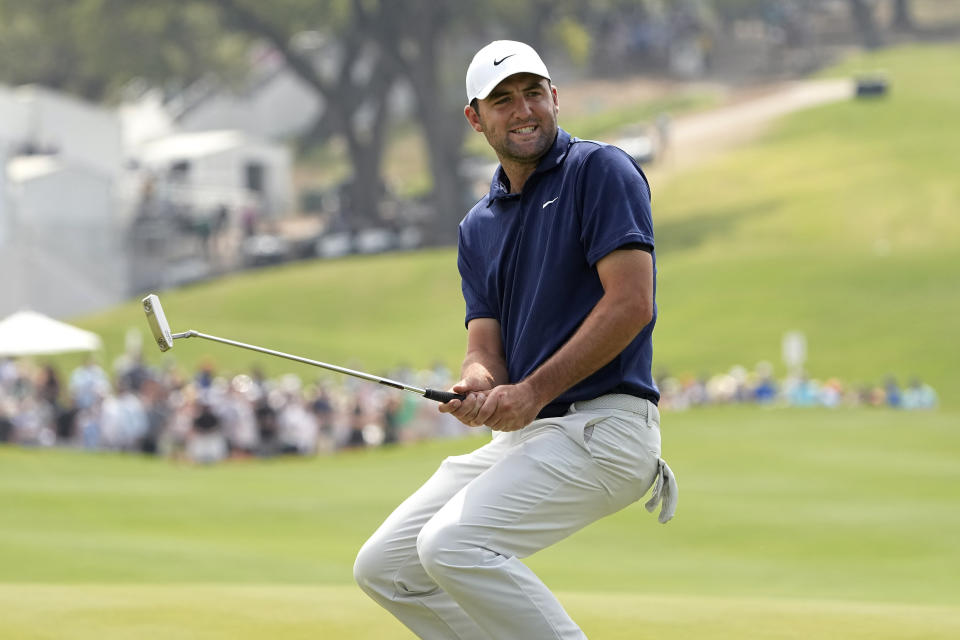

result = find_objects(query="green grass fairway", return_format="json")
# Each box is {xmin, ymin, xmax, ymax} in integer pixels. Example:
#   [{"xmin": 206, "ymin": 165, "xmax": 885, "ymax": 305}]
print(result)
[
  {"xmin": 2, "ymin": 407, "xmax": 959, "ymax": 638},
  {"xmin": 3, "ymin": 586, "xmax": 959, "ymax": 640},
  {"xmin": 11, "ymin": 43, "xmax": 960, "ymax": 638}
]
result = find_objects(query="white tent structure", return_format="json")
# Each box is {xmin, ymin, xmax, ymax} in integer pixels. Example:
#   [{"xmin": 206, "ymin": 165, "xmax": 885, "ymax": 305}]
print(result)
[
  {"xmin": 2, "ymin": 83, "xmax": 129, "ymax": 319},
  {"xmin": 0, "ymin": 310, "xmax": 102, "ymax": 356},
  {"xmin": 133, "ymin": 129, "xmax": 293, "ymax": 218}
]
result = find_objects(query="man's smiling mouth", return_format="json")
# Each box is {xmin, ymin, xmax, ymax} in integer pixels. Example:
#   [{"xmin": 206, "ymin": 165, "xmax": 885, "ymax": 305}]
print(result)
[{"xmin": 512, "ymin": 125, "xmax": 537, "ymax": 135}]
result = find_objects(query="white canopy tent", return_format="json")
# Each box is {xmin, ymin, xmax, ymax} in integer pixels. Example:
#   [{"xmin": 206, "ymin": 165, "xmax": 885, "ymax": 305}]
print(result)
[{"xmin": 0, "ymin": 310, "xmax": 102, "ymax": 356}]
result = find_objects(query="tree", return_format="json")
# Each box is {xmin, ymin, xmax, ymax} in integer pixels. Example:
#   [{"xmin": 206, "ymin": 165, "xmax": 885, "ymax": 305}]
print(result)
[
  {"xmin": 0, "ymin": 0, "xmax": 250, "ymax": 102},
  {"xmin": 205, "ymin": 0, "xmax": 474, "ymax": 235},
  {"xmin": 849, "ymin": 0, "xmax": 885, "ymax": 49},
  {"xmin": 0, "ymin": 0, "xmax": 401, "ymax": 230},
  {"xmin": 6, "ymin": 0, "xmax": 753, "ymax": 238},
  {"xmin": 890, "ymin": 0, "xmax": 914, "ymax": 31},
  {"xmin": 202, "ymin": 0, "xmax": 400, "ymax": 230},
  {"xmin": 373, "ymin": 1, "xmax": 471, "ymax": 237}
]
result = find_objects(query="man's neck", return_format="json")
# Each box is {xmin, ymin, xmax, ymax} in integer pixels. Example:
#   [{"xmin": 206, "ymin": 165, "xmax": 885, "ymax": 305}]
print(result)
[{"xmin": 502, "ymin": 167, "xmax": 534, "ymax": 195}]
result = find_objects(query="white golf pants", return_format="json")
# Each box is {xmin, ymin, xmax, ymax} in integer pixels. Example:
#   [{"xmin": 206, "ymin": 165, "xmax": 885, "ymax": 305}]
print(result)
[{"xmin": 354, "ymin": 394, "xmax": 664, "ymax": 639}]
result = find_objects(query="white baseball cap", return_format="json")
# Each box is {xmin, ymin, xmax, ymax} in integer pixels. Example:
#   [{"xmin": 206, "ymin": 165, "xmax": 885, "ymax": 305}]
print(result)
[{"xmin": 465, "ymin": 40, "xmax": 551, "ymax": 103}]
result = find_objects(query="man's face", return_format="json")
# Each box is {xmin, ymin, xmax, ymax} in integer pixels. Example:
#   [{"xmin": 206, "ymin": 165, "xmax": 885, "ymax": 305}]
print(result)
[{"xmin": 466, "ymin": 73, "xmax": 559, "ymax": 166}]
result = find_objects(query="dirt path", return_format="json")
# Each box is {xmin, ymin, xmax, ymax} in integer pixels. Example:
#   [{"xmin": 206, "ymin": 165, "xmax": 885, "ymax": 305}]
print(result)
[{"xmin": 646, "ymin": 78, "xmax": 854, "ymax": 179}]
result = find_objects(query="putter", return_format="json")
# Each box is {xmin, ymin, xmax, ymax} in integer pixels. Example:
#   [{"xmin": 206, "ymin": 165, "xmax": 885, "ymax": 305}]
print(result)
[{"xmin": 142, "ymin": 294, "xmax": 464, "ymax": 404}]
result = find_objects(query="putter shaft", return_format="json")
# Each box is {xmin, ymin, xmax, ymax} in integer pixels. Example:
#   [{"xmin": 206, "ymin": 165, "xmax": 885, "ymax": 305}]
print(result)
[
  {"xmin": 173, "ymin": 330, "xmax": 463, "ymax": 403},
  {"xmin": 144, "ymin": 294, "xmax": 463, "ymax": 403}
]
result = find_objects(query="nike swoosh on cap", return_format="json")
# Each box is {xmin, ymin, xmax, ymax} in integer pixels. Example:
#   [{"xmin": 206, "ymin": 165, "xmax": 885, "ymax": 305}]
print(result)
[{"xmin": 493, "ymin": 54, "xmax": 516, "ymax": 66}]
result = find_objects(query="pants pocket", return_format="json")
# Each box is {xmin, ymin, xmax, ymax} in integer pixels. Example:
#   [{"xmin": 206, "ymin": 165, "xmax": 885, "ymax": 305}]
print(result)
[{"xmin": 582, "ymin": 412, "xmax": 661, "ymax": 500}]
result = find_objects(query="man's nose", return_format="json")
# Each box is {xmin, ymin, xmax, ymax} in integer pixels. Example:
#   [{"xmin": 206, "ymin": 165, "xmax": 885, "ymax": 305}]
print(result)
[{"xmin": 515, "ymin": 96, "xmax": 534, "ymax": 117}]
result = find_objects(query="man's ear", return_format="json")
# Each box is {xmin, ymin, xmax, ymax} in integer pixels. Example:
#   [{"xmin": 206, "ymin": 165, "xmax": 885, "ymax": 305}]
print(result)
[{"xmin": 464, "ymin": 104, "xmax": 483, "ymax": 133}]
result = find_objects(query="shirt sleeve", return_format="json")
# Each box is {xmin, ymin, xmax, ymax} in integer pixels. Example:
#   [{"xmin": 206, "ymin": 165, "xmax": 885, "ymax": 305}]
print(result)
[
  {"xmin": 458, "ymin": 225, "xmax": 495, "ymax": 328},
  {"xmin": 576, "ymin": 145, "xmax": 654, "ymax": 267}
]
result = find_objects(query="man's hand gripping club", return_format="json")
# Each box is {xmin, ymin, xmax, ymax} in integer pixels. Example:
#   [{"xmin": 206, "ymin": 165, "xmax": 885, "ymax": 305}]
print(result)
[
  {"xmin": 440, "ymin": 378, "xmax": 544, "ymax": 432},
  {"xmin": 437, "ymin": 317, "xmax": 545, "ymax": 432}
]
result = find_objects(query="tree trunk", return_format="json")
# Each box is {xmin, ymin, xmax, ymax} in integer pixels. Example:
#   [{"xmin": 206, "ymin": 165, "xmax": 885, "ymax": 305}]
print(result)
[
  {"xmin": 338, "ymin": 68, "xmax": 394, "ymax": 231},
  {"xmin": 341, "ymin": 133, "xmax": 384, "ymax": 230},
  {"xmin": 209, "ymin": 0, "xmax": 400, "ymax": 230},
  {"xmin": 849, "ymin": 0, "xmax": 885, "ymax": 49},
  {"xmin": 891, "ymin": 0, "xmax": 914, "ymax": 31},
  {"xmin": 378, "ymin": 2, "xmax": 469, "ymax": 244},
  {"xmin": 422, "ymin": 117, "xmax": 468, "ymax": 242},
  {"xmin": 407, "ymin": 47, "xmax": 469, "ymax": 242}
]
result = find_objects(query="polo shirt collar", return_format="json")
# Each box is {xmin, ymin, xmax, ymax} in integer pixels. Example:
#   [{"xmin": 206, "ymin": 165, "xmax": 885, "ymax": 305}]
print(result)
[{"xmin": 488, "ymin": 128, "xmax": 573, "ymax": 202}]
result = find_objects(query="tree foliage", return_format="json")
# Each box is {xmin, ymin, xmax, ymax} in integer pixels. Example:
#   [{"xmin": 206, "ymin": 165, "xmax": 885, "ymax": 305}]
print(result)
[
  {"xmin": 0, "ymin": 0, "xmax": 250, "ymax": 101},
  {"xmin": 0, "ymin": 0, "xmax": 921, "ymax": 233}
]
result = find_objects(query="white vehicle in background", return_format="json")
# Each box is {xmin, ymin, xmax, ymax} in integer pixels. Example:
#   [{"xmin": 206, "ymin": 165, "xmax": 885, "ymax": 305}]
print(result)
[
  {"xmin": 354, "ymin": 227, "xmax": 395, "ymax": 254},
  {"xmin": 613, "ymin": 131, "xmax": 657, "ymax": 165},
  {"xmin": 315, "ymin": 231, "xmax": 353, "ymax": 259},
  {"xmin": 241, "ymin": 233, "xmax": 291, "ymax": 267}
]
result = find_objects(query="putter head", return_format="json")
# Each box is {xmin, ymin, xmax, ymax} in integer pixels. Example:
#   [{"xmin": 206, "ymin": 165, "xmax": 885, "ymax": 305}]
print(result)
[{"xmin": 142, "ymin": 294, "xmax": 174, "ymax": 352}]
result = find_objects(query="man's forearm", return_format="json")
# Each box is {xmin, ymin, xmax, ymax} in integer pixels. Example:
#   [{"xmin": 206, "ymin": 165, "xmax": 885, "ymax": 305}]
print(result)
[
  {"xmin": 521, "ymin": 291, "xmax": 650, "ymax": 407},
  {"xmin": 461, "ymin": 349, "xmax": 510, "ymax": 390}
]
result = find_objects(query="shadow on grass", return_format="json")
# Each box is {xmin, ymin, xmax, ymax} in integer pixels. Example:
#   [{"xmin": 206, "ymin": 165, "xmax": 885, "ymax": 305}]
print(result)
[{"xmin": 656, "ymin": 200, "xmax": 778, "ymax": 253}]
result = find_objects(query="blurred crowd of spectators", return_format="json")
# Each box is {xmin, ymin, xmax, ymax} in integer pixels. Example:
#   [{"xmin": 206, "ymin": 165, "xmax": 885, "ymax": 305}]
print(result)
[
  {"xmin": 657, "ymin": 362, "xmax": 939, "ymax": 412},
  {"xmin": 0, "ymin": 355, "xmax": 476, "ymax": 464},
  {"xmin": 0, "ymin": 357, "xmax": 939, "ymax": 463}
]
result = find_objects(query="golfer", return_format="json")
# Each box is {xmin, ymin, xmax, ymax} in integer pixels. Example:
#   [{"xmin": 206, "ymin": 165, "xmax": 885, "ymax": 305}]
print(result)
[{"xmin": 355, "ymin": 40, "xmax": 677, "ymax": 639}]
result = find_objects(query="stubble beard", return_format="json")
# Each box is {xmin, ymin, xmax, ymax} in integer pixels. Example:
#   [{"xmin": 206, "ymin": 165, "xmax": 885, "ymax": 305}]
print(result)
[{"xmin": 484, "ymin": 118, "xmax": 558, "ymax": 167}]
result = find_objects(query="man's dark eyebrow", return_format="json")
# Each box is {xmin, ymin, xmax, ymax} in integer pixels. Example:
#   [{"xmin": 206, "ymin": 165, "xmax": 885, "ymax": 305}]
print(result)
[{"xmin": 487, "ymin": 81, "xmax": 547, "ymax": 101}]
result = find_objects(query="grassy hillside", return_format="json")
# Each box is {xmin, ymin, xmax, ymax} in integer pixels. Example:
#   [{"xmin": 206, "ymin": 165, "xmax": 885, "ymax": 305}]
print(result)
[
  {"xmin": 78, "ymin": 249, "xmax": 466, "ymax": 379},
  {"xmin": 652, "ymin": 44, "xmax": 960, "ymax": 398},
  {"xmin": 67, "ymin": 44, "xmax": 959, "ymax": 406},
  {"xmin": 2, "ymin": 407, "xmax": 958, "ymax": 638}
]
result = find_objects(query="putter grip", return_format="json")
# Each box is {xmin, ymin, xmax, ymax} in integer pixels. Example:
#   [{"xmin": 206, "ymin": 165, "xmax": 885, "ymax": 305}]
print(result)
[{"xmin": 423, "ymin": 389, "xmax": 467, "ymax": 403}]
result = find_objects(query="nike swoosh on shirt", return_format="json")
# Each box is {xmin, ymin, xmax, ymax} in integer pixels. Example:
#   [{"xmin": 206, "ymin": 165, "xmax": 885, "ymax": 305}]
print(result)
[
  {"xmin": 542, "ymin": 197, "xmax": 559, "ymax": 208},
  {"xmin": 493, "ymin": 54, "xmax": 516, "ymax": 66}
]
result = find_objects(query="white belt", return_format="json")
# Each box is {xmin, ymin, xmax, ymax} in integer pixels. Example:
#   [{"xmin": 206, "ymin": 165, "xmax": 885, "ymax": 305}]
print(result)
[{"xmin": 571, "ymin": 393, "xmax": 651, "ymax": 418}]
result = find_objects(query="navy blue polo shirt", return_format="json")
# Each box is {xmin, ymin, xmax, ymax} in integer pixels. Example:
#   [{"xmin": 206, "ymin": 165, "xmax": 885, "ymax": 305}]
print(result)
[{"xmin": 458, "ymin": 128, "xmax": 659, "ymax": 413}]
